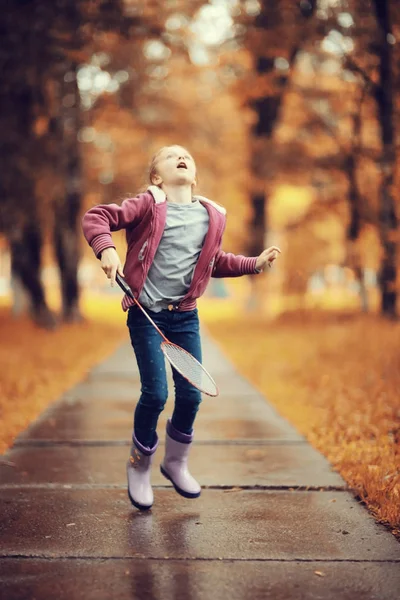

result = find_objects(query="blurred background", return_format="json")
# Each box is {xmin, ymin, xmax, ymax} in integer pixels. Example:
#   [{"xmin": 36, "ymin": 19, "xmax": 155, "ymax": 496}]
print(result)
[{"xmin": 0, "ymin": 0, "xmax": 399, "ymax": 533}]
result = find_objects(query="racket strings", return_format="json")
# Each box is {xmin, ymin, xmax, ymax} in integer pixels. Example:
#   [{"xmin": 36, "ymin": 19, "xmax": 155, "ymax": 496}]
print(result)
[{"xmin": 161, "ymin": 342, "xmax": 218, "ymax": 397}]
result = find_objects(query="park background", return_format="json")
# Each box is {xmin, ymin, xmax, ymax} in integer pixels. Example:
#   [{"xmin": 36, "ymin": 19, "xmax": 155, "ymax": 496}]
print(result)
[{"xmin": 0, "ymin": 0, "xmax": 399, "ymax": 537}]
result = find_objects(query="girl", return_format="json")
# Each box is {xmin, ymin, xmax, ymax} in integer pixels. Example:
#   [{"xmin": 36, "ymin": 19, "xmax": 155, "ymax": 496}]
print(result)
[{"xmin": 82, "ymin": 145, "xmax": 280, "ymax": 510}]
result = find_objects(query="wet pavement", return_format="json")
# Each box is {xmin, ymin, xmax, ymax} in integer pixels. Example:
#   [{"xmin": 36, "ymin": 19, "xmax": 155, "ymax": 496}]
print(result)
[{"xmin": 1, "ymin": 334, "xmax": 399, "ymax": 599}]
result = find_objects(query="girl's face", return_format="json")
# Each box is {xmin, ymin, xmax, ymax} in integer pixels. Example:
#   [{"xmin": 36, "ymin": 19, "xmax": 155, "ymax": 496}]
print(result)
[{"xmin": 152, "ymin": 146, "xmax": 197, "ymax": 188}]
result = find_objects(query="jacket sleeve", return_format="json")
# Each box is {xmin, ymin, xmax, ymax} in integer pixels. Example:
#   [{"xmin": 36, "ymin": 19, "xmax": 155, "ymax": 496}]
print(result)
[
  {"xmin": 82, "ymin": 196, "xmax": 145, "ymax": 258},
  {"xmin": 212, "ymin": 250, "xmax": 259, "ymax": 278}
]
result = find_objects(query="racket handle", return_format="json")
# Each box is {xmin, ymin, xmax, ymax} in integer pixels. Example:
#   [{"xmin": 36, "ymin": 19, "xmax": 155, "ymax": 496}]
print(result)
[{"xmin": 115, "ymin": 272, "xmax": 135, "ymax": 300}]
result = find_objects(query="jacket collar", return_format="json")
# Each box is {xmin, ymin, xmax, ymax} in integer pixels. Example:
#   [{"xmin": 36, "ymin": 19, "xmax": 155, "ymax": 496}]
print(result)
[
  {"xmin": 147, "ymin": 185, "xmax": 226, "ymax": 215},
  {"xmin": 147, "ymin": 185, "xmax": 166, "ymax": 204},
  {"xmin": 195, "ymin": 195, "xmax": 226, "ymax": 215}
]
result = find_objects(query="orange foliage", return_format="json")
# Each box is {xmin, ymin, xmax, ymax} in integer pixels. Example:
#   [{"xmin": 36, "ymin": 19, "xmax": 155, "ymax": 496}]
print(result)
[
  {"xmin": 82, "ymin": 80, "xmax": 251, "ymax": 256},
  {"xmin": 206, "ymin": 310, "xmax": 400, "ymax": 535}
]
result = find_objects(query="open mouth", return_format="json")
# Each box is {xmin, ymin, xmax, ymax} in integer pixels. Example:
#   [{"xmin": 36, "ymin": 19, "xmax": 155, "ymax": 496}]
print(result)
[{"xmin": 177, "ymin": 162, "xmax": 187, "ymax": 169}]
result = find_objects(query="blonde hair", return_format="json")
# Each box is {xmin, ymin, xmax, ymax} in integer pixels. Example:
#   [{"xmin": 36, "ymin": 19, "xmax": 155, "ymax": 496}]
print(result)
[{"xmin": 148, "ymin": 146, "xmax": 169, "ymax": 186}]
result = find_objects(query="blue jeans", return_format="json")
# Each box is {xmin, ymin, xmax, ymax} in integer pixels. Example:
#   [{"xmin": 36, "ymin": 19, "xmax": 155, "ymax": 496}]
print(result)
[{"xmin": 127, "ymin": 306, "xmax": 202, "ymax": 448}]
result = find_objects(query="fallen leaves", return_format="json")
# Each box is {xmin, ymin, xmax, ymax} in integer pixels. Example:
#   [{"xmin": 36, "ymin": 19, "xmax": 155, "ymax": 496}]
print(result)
[
  {"xmin": 0, "ymin": 307, "xmax": 125, "ymax": 454},
  {"xmin": 207, "ymin": 309, "xmax": 400, "ymax": 533},
  {"xmin": 223, "ymin": 487, "xmax": 244, "ymax": 493}
]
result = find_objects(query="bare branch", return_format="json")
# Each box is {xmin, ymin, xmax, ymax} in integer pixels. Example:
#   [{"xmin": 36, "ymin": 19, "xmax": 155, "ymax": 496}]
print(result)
[{"xmin": 343, "ymin": 56, "xmax": 377, "ymax": 90}]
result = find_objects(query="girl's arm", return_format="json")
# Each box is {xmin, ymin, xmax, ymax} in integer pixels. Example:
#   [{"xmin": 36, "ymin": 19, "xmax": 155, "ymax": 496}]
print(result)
[
  {"xmin": 212, "ymin": 246, "xmax": 281, "ymax": 278},
  {"xmin": 82, "ymin": 196, "xmax": 145, "ymax": 258},
  {"xmin": 212, "ymin": 250, "xmax": 258, "ymax": 278}
]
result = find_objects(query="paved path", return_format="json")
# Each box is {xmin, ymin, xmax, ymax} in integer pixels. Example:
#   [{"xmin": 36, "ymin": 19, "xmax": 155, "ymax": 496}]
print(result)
[{"xmin": 1, "ymin": 334, "xmax": 399, "ymax": 599}]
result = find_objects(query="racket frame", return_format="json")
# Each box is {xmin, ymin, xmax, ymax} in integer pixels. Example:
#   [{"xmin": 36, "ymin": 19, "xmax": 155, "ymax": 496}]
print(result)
[{"xmin": 115, "ymin": 273, "xmax": 219, "ymax": 396}]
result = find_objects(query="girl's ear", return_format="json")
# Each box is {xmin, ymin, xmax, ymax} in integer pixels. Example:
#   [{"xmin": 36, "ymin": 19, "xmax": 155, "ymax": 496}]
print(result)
[{"xmin": 152, "ymin": 174, "xmax": 162, "ymax": 185}]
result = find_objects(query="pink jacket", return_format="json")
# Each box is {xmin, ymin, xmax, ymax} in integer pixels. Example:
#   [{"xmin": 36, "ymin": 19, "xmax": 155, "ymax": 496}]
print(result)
[{"xmin": 82, "ymin": 185, "xmax": 259, "ymax": 311}]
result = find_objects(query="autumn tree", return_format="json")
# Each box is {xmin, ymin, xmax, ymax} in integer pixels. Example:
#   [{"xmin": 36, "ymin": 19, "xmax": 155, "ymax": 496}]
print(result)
[
  {"xmin": 80, "ymin": 3, "xmax": 251, "ymax": 256},
  {"xmin": 371, "ymin": 0, "xmax": 398, "ymax": 318},
  {"xmin": 226, "ymin": 0, "xmax": 400, "ymax": 316},
  {"xmin": 321, "ymin": 0, "xmax": 400, "ymax": 317},
  {"xmin": 279, "ymin": 47, "xmax": 378, "ymax": 308},
  {"xmin": 236, "ymin": 0, "xmax": 318, "ymax": 261},
  {"xmin": 0, "ymin": 0, "xmax": 168, "ymax": 326},
  {"xmin": 1, "ymin": 0, "xmax": 130, "ymax": 325}
]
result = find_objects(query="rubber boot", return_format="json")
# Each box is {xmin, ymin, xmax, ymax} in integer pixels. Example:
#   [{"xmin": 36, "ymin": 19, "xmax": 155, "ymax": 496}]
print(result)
[
  {"xmin": 126, "ymin": 432, "xmax": 158, "ymax": 510},
  {"xmin": 160, "ymin": 419, "xmax": 201, "ymax": 499}
]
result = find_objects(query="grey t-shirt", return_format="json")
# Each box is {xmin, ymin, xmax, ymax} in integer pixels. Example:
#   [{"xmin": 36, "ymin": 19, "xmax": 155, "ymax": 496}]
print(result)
[{"xmin": 139, "ymin": 200, "xmax": 209, "ymax": 312}]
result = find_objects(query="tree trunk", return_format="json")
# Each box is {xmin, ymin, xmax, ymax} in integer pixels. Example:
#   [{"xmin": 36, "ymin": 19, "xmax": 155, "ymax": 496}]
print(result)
[
  {"xmin": 54, "ymin": 170, "xmax": 82, "ymax": 323},
  {"xmin": 53, "ymin": 67, "xmax": 83, "ymax": 323},
  {"xmin": 9, "ymin": 221, "xmax": 56, "ymax": 329},
  {"xmin": 248, "ymin": 74, "xmax": 285, "ymax": 261},
  {"xmin": 248, "ymin": 192, "xmax": 267, "ymax": 258},
  {"xmin": 248, "ymin": 0, "xmax": 317, "ymax": 259},
  {"xmin": 346, "ymin": 159, "xmax": 369, "ymax": 312},
  {"xmin": 372, "ymin": 0, "xmax": 398, "ymax": 319}
]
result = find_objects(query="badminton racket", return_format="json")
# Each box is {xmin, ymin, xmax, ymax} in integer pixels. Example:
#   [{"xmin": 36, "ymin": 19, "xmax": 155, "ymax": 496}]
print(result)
[{"xmin": 116, "ymin": 273, "xmax": 219, "ymax": 397}]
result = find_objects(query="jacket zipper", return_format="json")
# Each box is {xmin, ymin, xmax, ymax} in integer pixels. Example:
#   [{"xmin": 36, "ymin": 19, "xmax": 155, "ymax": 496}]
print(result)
[
  {"xmin": 197, "ymin": 226, "xmax": 223, "ymax": 287},
  {"xmin": 177, "ymin": 218, "xmax": 224, "ymax": 309},
  {"xmin": 138, "ymin": 240, "xmax": 148, "ymax": 261},
  {"xmin": 178, "ymin": 241, "xmax": 219, "ymax": 309},
  {"xmin": 138, "ymin": 211, "xmax": 156, "ymax": 294}
]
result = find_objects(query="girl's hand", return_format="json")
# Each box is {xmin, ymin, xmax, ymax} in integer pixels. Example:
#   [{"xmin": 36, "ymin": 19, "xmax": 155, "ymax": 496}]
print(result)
[
  {"xmin": 100, "ymin": 247, "xmax": 124, "ymax": 286},
  {"xmin": 256, "ymin": 246, "xmax": 281, "ymax": 271}
]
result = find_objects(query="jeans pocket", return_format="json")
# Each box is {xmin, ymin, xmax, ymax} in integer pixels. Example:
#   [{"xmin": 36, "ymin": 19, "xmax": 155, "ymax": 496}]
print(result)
[
  {"xmin": 175, "ymin": 308, "xmax": 200, "ymax": 332},
  {"xmin": 127, "ymin": 305, "xmax": 141, "ymax": 326}
]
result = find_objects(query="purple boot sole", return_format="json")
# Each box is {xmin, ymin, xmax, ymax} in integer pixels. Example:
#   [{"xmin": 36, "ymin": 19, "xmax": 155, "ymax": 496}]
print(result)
[{"xmin": 160, "ymin": 464, "xmax": 201, "ymax": 499}]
